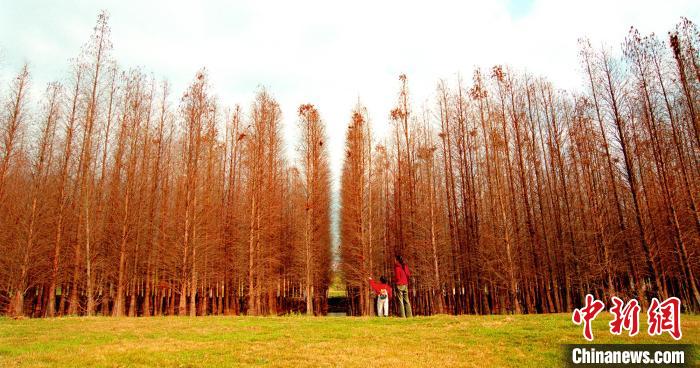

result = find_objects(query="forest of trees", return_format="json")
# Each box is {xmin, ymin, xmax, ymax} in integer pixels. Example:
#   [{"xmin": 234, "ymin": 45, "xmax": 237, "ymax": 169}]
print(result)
[
  {"xmin": 340, "ymin": 18, "xmax": 700, "ymax": 316},
  {"xmin": 1, "ymin": 12, "xmax": 698, "ymax": 317},
  {"xmin": 0, "ymin": 13, "xmax": 332, "ymax": 317}
]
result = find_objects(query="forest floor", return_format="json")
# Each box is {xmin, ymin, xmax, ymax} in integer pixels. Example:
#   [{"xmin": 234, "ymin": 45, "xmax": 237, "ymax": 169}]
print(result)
[{"xmin": 0, "ymin": 313, "xmax": 697, "ymax": 367}]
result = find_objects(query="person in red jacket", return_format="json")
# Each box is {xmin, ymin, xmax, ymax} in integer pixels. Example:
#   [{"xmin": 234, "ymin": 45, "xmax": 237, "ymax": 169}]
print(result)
[
  {"xmin": 369, "ymin": 276, "xmax": 392, "ymax": 317},
  {"xmin": 394, "ymin": 255, "xmax": 413, "ymax": 317}
]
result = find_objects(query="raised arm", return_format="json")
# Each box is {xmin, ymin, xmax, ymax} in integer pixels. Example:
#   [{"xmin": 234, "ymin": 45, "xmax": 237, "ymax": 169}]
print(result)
[{"xmin": 369, "ymin": 278, "xmax": 379, "ymax": 294}]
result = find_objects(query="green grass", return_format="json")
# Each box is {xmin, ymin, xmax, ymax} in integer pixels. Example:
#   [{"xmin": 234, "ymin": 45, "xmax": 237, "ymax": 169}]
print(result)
[
  {"xmin": 0, "ymin": 314, "xmax": 697, "ymax": 367},
  {"xmin": 327, "ymin": 290, "xmax": 346, "ymax": 298},
  {"xmin": 328, "ymin": 273, "xmax": 346, "ymax": 298}
]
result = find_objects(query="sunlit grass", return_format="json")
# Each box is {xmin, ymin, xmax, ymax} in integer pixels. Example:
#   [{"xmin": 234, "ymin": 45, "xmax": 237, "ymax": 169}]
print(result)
[{"xmin": 0, "ymin": 313, "xmax": 697, "ymax": 367}]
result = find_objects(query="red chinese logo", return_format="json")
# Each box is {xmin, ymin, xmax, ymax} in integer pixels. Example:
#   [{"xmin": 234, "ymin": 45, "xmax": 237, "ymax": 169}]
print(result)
[
  {"xmin": 572, "ymin": 296, "xmax": 683, "ymax": 341},
  {"xmin": 609, "ymin": 296, "xmax": 640, "ymax": 336},
  {"xmin": 572, "ymin": 294, "xmax": 605, "ymax": 341},
  {"xmin": 647, "ymin": 297, "xmax": 682, "ymax": 340}
]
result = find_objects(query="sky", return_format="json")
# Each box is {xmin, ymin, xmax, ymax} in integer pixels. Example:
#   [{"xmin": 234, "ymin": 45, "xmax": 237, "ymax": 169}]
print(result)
[{"xmin": 1, "ymin": 0, "xmax": 698, "ymax": 193}]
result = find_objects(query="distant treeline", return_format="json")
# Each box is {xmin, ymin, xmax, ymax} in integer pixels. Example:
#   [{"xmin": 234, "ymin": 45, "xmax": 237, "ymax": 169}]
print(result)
[
  {"xmin": 340, "ymin": 18, "xmax": 700, "ymax": 316},
  {"xmin": 0, "ymin": 12, "xmax": 332, "ymax": 317}
]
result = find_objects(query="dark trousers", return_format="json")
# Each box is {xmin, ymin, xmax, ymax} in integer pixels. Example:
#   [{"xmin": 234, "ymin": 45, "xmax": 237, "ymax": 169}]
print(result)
[{"xmin": 396, "ymin": 285, "xmax": 413, "ymax": 317}]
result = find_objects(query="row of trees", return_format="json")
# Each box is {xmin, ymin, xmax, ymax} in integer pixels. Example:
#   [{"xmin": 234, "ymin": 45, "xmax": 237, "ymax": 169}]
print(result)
[
  {"xmin": 2, "ymin": 12, "xmax": 698, "ymax": 317},
  {"xmin": 0, "ymin": 12, "xmax": 332, "ymax": 317},
  {"xmin": 340, "ymin": 18, "xmax": 700, "ymax": 315}
]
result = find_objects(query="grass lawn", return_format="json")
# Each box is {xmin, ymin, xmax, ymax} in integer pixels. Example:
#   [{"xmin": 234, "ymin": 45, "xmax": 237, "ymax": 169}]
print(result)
[{"xmin": 0, "ymin": 313, "xmax": 697, "ymax": 367}]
